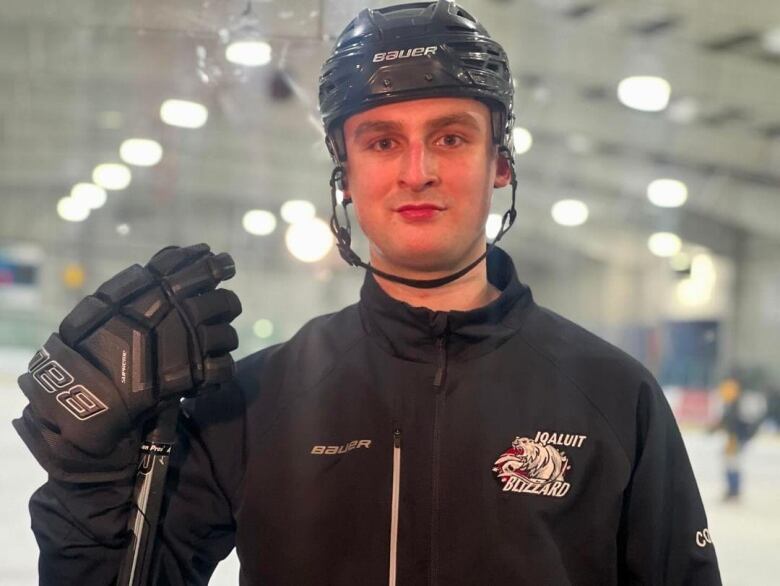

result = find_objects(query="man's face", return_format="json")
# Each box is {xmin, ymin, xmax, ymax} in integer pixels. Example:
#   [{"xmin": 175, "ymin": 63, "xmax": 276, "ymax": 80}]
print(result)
[{"xmin": 342, "ymin": 97, "xmax": 511, "ymax": 275}]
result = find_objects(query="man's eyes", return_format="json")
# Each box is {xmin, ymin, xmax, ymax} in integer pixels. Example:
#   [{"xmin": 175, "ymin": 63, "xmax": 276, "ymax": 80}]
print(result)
[
  {"xmin": 367, "ymin": 133, "xmax": 466, "ymax": 151},
  {"xmin": 436, "ymin": 134, "xmax": 465, "ymax": 147},
  {"xmin": 369, "ymin": 137, "xmax": 397, "ymax": 151}
]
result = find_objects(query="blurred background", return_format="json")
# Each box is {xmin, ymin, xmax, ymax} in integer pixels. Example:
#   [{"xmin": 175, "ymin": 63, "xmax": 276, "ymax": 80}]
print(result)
[{"xmin": 1, "ymin": 0, "xmax": 778, "ymax": 583}]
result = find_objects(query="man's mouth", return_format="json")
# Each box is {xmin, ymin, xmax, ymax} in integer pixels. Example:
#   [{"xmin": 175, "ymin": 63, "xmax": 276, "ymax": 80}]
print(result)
[{"xmin": 395, "ymin": 203, "xmax": 444, "ymax": 220}]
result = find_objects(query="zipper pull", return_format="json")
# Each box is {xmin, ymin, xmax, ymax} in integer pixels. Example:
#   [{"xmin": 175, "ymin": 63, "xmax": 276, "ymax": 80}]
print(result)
[{"xmin": 389, "ymin": 427, "xmax": 402, "ymax": 586}]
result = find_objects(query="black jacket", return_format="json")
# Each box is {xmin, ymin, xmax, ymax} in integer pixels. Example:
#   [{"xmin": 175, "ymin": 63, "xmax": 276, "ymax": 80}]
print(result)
[{"xmin": 29, "ymin": 248, "xmax": 721, "ymax": 585}]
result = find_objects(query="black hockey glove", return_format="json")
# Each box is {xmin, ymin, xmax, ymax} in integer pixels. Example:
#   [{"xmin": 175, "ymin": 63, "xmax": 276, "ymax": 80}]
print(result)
[{"xmin": 14, "ymin": 243, "xmax": 242, "ymax": 481}]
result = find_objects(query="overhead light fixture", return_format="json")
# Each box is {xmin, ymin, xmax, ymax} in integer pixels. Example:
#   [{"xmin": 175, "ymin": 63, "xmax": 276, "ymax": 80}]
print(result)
[
  {"xmin": 116, "ymin": 223, "xmax": 131, "ymax": 236},
  {"xmin": 647, "ymin": 178, "xmax": 688, "ymax": 208},
  {"xmin": 647, "ymin": 232, "xmax": 681, "ymax": 257},
  {"xmin": 512, "ymin": 127, "xmax": 533, "ymax": 155},
  {"xmin": 226, "ymin": 40, "xmax": 272, "ymax": 66},
  {"xmin": 70, "ymin": 183, "xmax": 107, "ymax": 209},
  {"xmin": 242, "ymin": 210, "xmax": 277, "ymax": 236},
  {"xmin": 120, "ymin": 138, "xmax": 163, "ymax": 167},
  {"xmin": 485, "ymin": 213, "xmax": 503, "ymax": 240},
  {"xmin": 691, "ymin": 253, "xmax": 716, "ymax": 285},
  {"xmin": 551, "ymin": 199, "xmax": 589, "ymax": 226},
  {"xmin": 762, "ymin": 28, "xmax": 780, "ymax": 55},
  {"xmin": 92, "ymin": 163, "xmax": 132, "ymax": 190},
  {"xmin": 253, "ymin": 318, "xmax": 274, "ymax": 339},
  {"xmin": 280, "ymin": 200, "xmax": 316, "ymax": 224},
  {"xmin": 57, "ymin": 197, "xmax": 90, "ymax": 222},
  {"xmin": 160, "ymin": 99, "xmax": 209, "ymax": 129},
  {"xmin": 617, "ymin": 76, "xmax": 671, "ymax": 112},
  {"xmin": 285, "ymin": 217, "xmax": 334, "ymax": 263},
  {"xmin": 676, "ymin": 278, "xmax": 712, "ymax": 306}
]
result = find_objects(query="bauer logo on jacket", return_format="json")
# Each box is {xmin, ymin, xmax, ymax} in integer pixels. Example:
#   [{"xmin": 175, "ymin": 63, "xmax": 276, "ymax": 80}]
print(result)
[{"xmin": 492, "ymin": 431, "xmax": 587, "ymax": 498}]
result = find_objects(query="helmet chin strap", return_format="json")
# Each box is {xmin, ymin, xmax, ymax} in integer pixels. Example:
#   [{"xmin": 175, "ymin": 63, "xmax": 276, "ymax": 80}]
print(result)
[{"xmin": 329, "ymin": 146, "xmax": 518, "ymax": 290}]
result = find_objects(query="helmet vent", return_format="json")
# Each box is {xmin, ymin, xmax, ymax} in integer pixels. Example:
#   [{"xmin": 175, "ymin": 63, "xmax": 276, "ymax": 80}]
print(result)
[
  {"xmin": 455, "ymin": 8, "xmax": 476, "ymax": 22},
  {"xmin": 446, "ymin": 25, "xmax": 474, "ymax": 33},
  {"xmin": 461, "ymin": 58, "xmax": 502, "ymax": 73}
]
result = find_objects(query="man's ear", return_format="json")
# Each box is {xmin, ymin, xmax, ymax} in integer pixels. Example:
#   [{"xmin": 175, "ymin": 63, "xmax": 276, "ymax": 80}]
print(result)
[{"xmin": 493, "ymin": 152, "xmax": 511, "ymax": 188}]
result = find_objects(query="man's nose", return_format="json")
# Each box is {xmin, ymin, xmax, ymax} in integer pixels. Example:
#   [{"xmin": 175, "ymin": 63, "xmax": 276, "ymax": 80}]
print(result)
[{"xmin": 398, "ymin": 141, "xmax": 439, "ymax": 192}]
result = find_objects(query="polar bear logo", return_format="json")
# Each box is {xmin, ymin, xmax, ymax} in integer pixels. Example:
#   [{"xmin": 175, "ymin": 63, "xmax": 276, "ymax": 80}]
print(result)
[{"xmin": 493, "ymin": 437, "xmax": 567, "ymax": 485}]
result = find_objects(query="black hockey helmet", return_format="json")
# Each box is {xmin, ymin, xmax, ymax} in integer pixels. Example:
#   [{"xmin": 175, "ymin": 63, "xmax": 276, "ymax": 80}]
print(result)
[
  {"xmin": 320, "ymin": 0, "xmax": 519, "ymax": 289},
  {"xmin": 318, "ymin": 0, "xmax": 515, "ymax": 162}
]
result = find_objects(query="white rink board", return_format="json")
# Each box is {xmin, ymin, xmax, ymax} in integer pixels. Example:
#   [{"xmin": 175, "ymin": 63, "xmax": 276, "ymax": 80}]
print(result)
[{"xmin": 1, "ymin": 347, "xmax": 777, "ymax": 585}]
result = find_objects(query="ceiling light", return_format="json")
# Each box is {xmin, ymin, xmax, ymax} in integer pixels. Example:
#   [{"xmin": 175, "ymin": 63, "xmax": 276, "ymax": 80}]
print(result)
[
  {"xmin": 648, "ymin": 232, "xmax": 681, "ymax": 257},
  {"xmin": 647, "ymin": 178, "xmax": 688, "ymax": 208},
  {"xmin": 485, "ymin": 213, "xmax": 503, "ymax": 240},
  {"xmin": 512, "ymin": 127, "xmax": 533, "ymax": 155},
  {"xmin": 253, "ymin": 318, "xmax": 274, "ymax": 339},
  {"xmin": 285, "ymin": 217, "xmax": 334, "ymax": 263},
  {"xmin": 70, "ymin": 183, "xmax": 107, "ymax": 209},
  {"xmin": 762, "ymin": 28, "xmax": 780, "ymax": 55},
  {"xmin": 551, "ymin": 199, "xmax": 589, "ymax": 226},
  {"xmin": 280, "ymin": 200, "xmax": 316, "ymax": 224},
  {"xmin": 617, "ymin": 76, "xmax": 671, "ymax": 112},
  {"xmin": 116, "ymin": 223, "xmax": 131, "ymax": 236},
  {"xmin": 691, "ymin": 253, "xmax": 716, "ymax": 285},
  {"xmin": 160, "ymin": 99, "xmax": 208, "ymax": 129},
  {"xmin": 92, "ymin": 163, "xmax": 131, "ymax": 190},
  {"xmin": 242, "ymin": 210, "xmax": 277, "ymax": 236},
  {"xmin": 225, "ymin": 40, "xmax": 272, "ymax": 66},
  {"xmin": 57, "ymin": 197, "xmax": 90, "ymax": 222},
  {"xmin": 676, "ymin": 278, "xmax": 712, "ymax": 306},
  {"xmin": 120, "ymin": 138, "xmax": 163, "ymax": 167}
]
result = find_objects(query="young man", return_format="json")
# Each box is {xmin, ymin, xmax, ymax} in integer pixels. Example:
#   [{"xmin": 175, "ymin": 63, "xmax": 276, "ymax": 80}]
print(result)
[{"xmin": 14, "ymin": 2, "xmax": 721, "ymax": 584}]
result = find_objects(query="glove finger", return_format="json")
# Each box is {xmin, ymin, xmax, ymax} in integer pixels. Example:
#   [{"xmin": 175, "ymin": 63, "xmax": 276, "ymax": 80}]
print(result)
[
  {"xmin": 121, "ymin": 287, "xmax": 171, "ymax": 329},
  {"xmin": 198, "ymin": 324, "xmax": 239, "ymax": 355},
  {"xmin": 146, "ymin": 243, "xmax": 211, "ymax": 277},
  {"xmin": 182, "ymin": 289, "xmax": 242, "ymax": 327},
  {"xmin": 201, "ymin": 354, "xmax": 235, "ymax": 387},
  {"xmin": 164, "ymin": 252, "xmax": 236, "ymax": 300},
  {"xmin": 157, "ymin": 309, "xmax": 194, "ymax": 397},
  {"xmin": 95, "ymin": 264, "xmax": 156, "ymax": 305},
  {"xmin": 60, "ymin": 295, "xmax": 112, "ymax": 346}
]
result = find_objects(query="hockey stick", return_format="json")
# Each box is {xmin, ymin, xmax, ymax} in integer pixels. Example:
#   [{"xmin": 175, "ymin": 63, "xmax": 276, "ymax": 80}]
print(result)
[{"xmin": 117, "ymin": 402, "xmax": 180, "ymax": 585}]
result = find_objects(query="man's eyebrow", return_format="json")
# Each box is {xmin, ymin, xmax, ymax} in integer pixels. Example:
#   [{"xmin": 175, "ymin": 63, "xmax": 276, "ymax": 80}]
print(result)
[
  {"xmin": 351, "ymin": 112, "xmax": 482, "ymax": 140},
  {"xmin": 352, "ymin": 120, "xmax": 403, "ymax": 140},
  {"xmin": 425, "ymin": 112, "xmax": 482, "ymax": 132}
]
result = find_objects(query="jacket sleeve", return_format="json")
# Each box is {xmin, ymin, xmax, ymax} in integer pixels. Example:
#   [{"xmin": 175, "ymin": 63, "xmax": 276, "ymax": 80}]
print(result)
[
  {"xmin": 28, "ymin": 380, "xmax": 245, "ymax": 586},
  {"xmin": 618, "ymin": 379, "xmax": 722, "ymax": 585}
]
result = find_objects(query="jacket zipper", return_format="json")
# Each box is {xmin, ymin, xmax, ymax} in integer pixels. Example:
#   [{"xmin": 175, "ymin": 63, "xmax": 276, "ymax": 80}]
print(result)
[
  {"xmin": 430, "ymin": 335, "xmax": 448, "ymax": 584},
  {"xmin": 389, "ymin": 427, "xmax": 402, "ymax": 586},
  {"xmin": 433, "ymin": 336, "xmax": 447, "ymax": 388}
]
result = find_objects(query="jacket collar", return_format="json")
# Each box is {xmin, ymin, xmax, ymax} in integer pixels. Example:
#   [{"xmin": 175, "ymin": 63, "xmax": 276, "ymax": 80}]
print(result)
[{"xmin": 358, "ymin": 247, "xmax": 534, "ymax": 363}]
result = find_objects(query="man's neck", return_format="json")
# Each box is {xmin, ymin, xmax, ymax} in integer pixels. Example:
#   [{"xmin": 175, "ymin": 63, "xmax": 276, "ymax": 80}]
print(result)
[{"xmin": 371, "ymin": 256, "xmax": 500, "ymax": 312}]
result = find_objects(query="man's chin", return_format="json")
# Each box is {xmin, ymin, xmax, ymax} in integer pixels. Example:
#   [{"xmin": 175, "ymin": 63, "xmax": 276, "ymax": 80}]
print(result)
[{"xmin": 373, "ymin": 244, "xmax": 471, "ymax": 276}]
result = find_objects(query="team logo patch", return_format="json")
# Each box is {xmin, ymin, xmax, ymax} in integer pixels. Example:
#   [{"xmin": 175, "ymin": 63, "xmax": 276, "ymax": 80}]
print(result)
[{"xmin": 492, "ymin": 431, "xmax": 587, "ymax": 498}]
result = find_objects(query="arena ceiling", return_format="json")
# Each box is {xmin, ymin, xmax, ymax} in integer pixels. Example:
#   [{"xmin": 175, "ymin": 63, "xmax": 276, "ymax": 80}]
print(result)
[{"xmin": 0, "ymin": 0, "xmax": 778, "ymax": 271}]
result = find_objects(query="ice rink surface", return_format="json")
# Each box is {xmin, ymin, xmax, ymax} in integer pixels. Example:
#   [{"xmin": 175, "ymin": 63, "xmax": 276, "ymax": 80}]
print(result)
[{"xmin": 2, "ymin": 355, "xmax": 778, "ymax": 585}]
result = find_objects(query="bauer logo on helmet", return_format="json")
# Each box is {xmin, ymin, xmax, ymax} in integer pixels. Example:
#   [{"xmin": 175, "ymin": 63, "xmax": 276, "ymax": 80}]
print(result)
[{"xmin": 372, "ymin": 46, "xmax": 438, "ymax": 62}]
